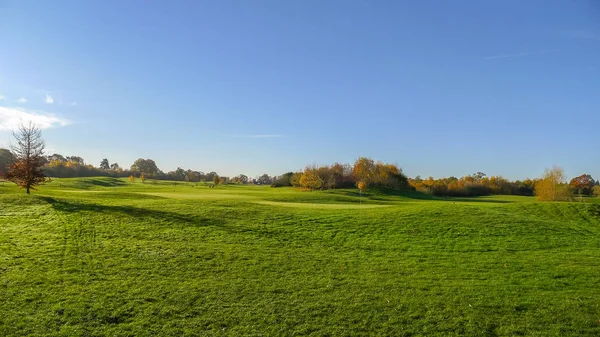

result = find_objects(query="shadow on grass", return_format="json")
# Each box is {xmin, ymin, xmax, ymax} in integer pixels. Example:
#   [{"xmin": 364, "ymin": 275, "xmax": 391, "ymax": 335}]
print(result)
[
  {"xmin": 445, "ymin": 197, "xmax": 514, "ymax": 204},
  {"xmin": 57, "ymin": 177, "xmax": 128, "ymax": 189},
  {"xmin": 326, "ymin": 188, "xmax": 515, "ymax": 203},
  {"xmin": 38, "ymin": 196, "xmax": 227, "ymax": 228}
]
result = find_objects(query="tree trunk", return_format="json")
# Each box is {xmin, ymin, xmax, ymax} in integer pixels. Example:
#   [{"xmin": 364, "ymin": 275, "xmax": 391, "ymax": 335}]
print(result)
[{"xmin": 26, "ymin": 186, "xmax": 30, "ymax": 194}]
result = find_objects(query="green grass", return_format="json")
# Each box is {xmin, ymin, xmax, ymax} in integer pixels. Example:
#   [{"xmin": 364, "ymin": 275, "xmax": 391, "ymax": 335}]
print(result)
[{"xmin": 1, "ymin": 177, "xmax": 600, "ymax": 336}]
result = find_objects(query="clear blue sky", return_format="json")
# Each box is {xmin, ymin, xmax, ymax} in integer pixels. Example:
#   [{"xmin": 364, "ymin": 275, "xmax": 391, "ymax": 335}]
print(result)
[{"xmin": 0, "ymin": 0, "xmax": 598, "ymax": 179}]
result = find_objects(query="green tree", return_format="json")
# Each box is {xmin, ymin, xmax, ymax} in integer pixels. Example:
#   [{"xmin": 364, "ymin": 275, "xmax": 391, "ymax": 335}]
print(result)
[
  {"xmin": 100, "ymin": 158, "xmax": 110, "ymax": 170},
  {"xmin": 290, "ymin": 172, "xmax": 302, "ymax": 187},
  {"xmin": 130, "ymin": 158, "xmax": 159, "ymax": 177}
]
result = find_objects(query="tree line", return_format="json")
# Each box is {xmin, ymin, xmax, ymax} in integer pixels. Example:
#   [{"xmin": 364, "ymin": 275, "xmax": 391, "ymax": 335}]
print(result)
[{"xmin": 1, "ymin": 123, "xmax": 598, "ymax": 200}]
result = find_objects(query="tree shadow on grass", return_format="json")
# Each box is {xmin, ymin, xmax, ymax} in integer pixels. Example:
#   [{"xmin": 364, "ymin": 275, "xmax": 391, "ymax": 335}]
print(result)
[
  {"xmin": 325, "ymin": 188, "xmax": 515, "ymax": 203},
  {"xmin": 38, "ymin": 196, "xmax": 228, "ymax": 229}
]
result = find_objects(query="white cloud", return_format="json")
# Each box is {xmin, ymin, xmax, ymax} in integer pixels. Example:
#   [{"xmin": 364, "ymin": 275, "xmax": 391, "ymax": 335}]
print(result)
[
  {"xmin": 17, "ymin": 97, "xmax": 27, "ymax": 103},
  {"xmin": 0, "ymin": 106, "xmax": 71, "ymax": 130},
  {"xmin": 45, "ymin": 93, "xmax": 54, "ymax": 104},
  {"xmin": 0, "ymin": 95, "xmax": 6, "ymax": 101}
]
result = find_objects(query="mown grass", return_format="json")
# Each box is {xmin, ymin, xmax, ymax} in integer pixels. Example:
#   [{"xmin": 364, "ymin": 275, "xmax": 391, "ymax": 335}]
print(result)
[{"xmin": 1, "ymin": 177, "xmax": 600, "ymax": 336}]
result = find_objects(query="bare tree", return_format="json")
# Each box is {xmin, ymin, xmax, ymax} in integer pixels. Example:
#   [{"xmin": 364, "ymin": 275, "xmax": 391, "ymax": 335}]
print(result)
[{"xmin": 4, "ymin": 122, "xmax": 47, "ymax": 194}]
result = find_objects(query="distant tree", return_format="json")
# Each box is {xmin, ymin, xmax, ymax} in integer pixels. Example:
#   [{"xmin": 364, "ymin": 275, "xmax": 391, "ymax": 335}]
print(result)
[
  {"xmin": 272, "ymin": 172, "xmax": 294, "ymax": 187},
  {"xmin": 66, "ymin": 156, "xmax": 85, "ymax": 165},
  {"xmin": 205, "ymin": 171, "xmax": 218, "ymax": 183},
  {"xmin": 128, "ymin": 175, "xmax": 135, "ymax": 182},
  {"xmin": 237, "ymin": 174, "xmax": 249, "ymax": 184},
  {"xmin": 140, "ymin": 173, "xmax": 146, "ymax": 183},
  {"xmin": 353, "ymin": 157, "xmax": 376, "ymax": 186},
  {"xmin": 357, "ymin": 181, "xmax": 367, "ymax": 191},
  {"xmin": 569, "ymin": 174, "xmax": 595, "ymax": 195},
  {"xmin": 130, "ymin": 158, "xmax": 159, "ymax": 177},
  {"xmin": 290, "ymin": 172, "xmax": 302, "ymax": 187},
  {"xmin": 0, "ymin": 148, "xmax": 16, "ymax": 175},
  {"xmin": 317, "ymin": 166, "xmax": 335, "ymax": 190},
  {"xmin": 100, "ymin": 158, "xmax": 110, "ymax": 170},
  {"xmin": 3, "ymin": 123, "xmax": 47, "ymax": 194},
  {"xmin": 213, "ymin": 174, "xmax": 220, "ymax": 186},
  {"xmin": 257, "ymin": 174, "xmax": 272, "ymax": 185},
  {"xmin": 535, "ymin": 166, "xmax": 572, "ymax": 201},
  {"xmin": 472, "ymin": 172, "xmax": 486, "ymax": 182},
  {"xmin": 110, "ymin": 163, "xmax": 120, "ymax": 170},
  {"xmin": 47, "ymin": 153, "xmax": 66, "ymax": 162},
  {"xmin": 594, "ymin": 185, "xmax": 600, "ymax": 197},
  {"xmin": 299, "ymin": 167, "xmax": 322, "ymax": 190}
]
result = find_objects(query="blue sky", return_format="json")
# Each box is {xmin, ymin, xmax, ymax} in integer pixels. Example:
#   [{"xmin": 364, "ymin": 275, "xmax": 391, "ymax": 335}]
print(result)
[{"xmin": 0, "ymin": 0, "xmax": 598, "ymax": 179}]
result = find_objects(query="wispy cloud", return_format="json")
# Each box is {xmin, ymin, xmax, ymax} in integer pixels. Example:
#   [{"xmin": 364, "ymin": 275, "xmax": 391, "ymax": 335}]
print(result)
[
  {"xmin": 17, "ymin": 97, "xmax": 27, "ymax": 103},
  {"xmin": 0, "ymin": 106, "xmax": 71, "ymax": 130},
  {"xmin": 219, "ymin": 133, "xmax": 284, "ymax": 139},
  {"xmin": 70, "ymin": 102, "xmax": 78, "ymax": 106},
  {"xmin": 0, "ymin": 95, "xmax": 6, "ymax": 101},
  {"xmin": 484, "ymin": 50, "xmax": 557, "ymax": 60},
  {"xmin": 45, "ymin": 93, "xmax": 54, "ymax": 104}
]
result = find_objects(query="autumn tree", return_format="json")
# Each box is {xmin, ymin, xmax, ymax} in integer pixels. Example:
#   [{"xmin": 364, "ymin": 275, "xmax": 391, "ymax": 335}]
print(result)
[
  {"xmin": 213, "ymin": 174, "xmax": 220, "ymax": 186},
  {"xmin": 100, "ymin": 158, "xmax": 110, "ymax": 170},
  {"xmin": 299, "ymin": 167, "xmax": 322, "ymax": 190},
  {"xmin": 3, "ymin": 123, "xmax": 47, "ymax": 194},
  {"xmin": 535, "ymin": 166, "xmax": 572, "ymax": 201},
  {"xmin": 353, "ymin": 157, "xmax": 376, "ymax": 186},
  {"xmin": 569, "ymin": 174, "xmax": 595, "ymax": 195},
  {"xmin": 594, "ymin": 185, "xmax": 600, "ymax": 197}
]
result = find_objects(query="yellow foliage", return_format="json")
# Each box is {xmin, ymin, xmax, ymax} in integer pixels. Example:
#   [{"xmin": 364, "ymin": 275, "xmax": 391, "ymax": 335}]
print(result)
[
  {"xmin": 128, "ymin": 175, "xmax": 135, "ymax": 182},
  {"xmin": 299, "ymin": 167, "xmax": 322, "ymax": 190},
  {"xmin": 357, "ymin": 181, "xmax": 367, "ymax": 191},
  {"xmin": 535, "ymin": 166, "xmax": 572, "ymax": 201}
]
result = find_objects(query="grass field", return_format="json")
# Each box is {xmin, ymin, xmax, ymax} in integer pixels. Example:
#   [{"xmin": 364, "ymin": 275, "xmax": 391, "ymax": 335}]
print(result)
[{"xmin": 1, "ymin": 177, "xmax": 600, "ymax": 336}]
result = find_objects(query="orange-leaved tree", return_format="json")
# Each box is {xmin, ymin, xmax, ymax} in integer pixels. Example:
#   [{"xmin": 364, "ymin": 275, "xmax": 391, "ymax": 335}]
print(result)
[
  {"xmin": 3, "ymin": 122, "xmax": 47, "ymax": 194},
  {"xmin": 569, "ymin": 174, "xmax": 595, "ymax": 195},
  {"xmin": 299, "ymin": 167, "xmax": 322, "ymax": 190}
]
